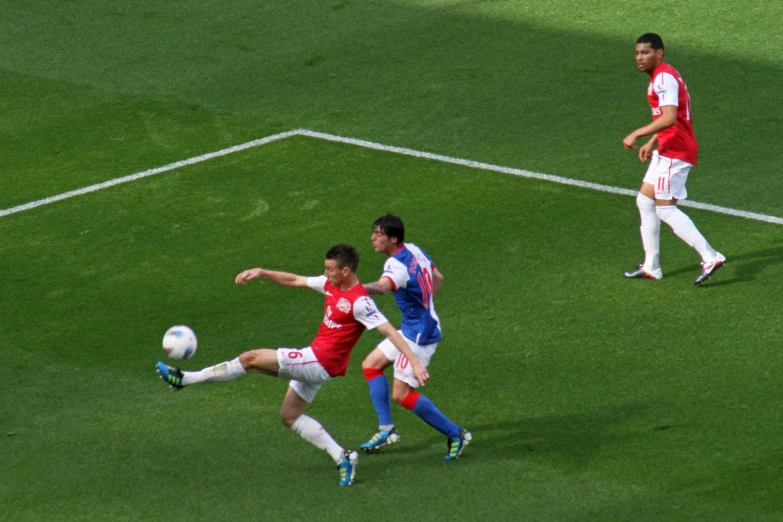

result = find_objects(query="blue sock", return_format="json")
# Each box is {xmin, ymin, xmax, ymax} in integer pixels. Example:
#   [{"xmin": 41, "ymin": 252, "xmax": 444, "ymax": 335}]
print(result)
[
  {"xmin": 411, "ymin": 394, "xmax": 460, "ymax": 439},
  {"xmin": 365, "ymin": 370, "xmax": 394, "ymax": 427}
]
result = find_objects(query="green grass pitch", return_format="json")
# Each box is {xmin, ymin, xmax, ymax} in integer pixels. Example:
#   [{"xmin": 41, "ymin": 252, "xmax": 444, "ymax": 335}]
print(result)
[{"xmin": 2, "ymin": 1, "xmax": 783, "ymax": 520}]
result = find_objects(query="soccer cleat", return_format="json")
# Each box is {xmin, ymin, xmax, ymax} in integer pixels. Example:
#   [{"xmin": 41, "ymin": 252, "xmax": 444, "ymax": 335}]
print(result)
[
  {"xmin": 359, "ymin": 427, "xmax": 401, "ymax": 453},
  {"xmin": 338, "ymin": 450, "xmax": 358, "ymax": 486},
  {"xmin": 156, "ymin": 361, "xmax": 184, "ymax": 390},
  {"xmin": 694, "ymin": 253, "xmax": 726, "ymax": 285},
  {"xmin": 444, "ymin": 428, "xmax": 472, "ymax": 460},
  {"xmin": 623, "ymin": 265, "xmax": 662, "ymax": 280}
]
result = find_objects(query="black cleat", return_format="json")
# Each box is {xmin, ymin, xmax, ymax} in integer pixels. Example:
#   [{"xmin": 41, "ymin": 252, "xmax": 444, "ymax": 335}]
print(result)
[{"xmin": 694, "ymin": 253, "xmax": 726, "ymax": 285}]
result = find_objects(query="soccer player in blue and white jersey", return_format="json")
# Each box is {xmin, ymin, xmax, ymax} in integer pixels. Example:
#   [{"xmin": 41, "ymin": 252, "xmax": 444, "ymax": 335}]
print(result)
[{"xmin": 359, "ymin": 214, "xmax": 470, "ymax": 460}]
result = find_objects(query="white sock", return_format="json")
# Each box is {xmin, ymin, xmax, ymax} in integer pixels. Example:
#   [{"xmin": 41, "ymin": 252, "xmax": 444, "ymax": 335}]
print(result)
[
  {"xmin": 182, "ymin": 357, "xmax": 246, "ymax": 386},
  {"xmin": 656, "ymin": 206, "xmax": 717, "ymax": 262},
  {"xmin": 379, "ymin": 424, "xmax": 394, "ymax": 432},
  {"xmin": 291, "ymin": 415, "xmax": 345, "ymax": 464},
  {"xmin": 637, "ymin": 193, "xmax": 661, "ymax": 272}
]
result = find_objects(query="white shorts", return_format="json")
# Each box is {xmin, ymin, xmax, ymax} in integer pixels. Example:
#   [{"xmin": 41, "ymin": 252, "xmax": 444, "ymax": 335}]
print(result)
[
  {"xmin": 378, "ymin": 332, "xmax": 437, "ymax": 389},
  {"xmin": 277, "ymin": 347, "xmax": 332, "ymax": 403},
  {"xmin": 642, "ymin": 151, "xmax": 692, "ymax": 201}
]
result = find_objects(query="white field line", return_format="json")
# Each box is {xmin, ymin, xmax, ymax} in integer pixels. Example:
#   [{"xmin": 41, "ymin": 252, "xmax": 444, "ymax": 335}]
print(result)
[
  {"xmin": 2, "ymin": 128, "xmax": 782, "ymax": 226},
  {"xmin": 0, "ymin": 129, "xmax": 300, "ymax": 219},
  {"xmin": 298, "ymin": 129, "xmax": 783, "ymax": 226}
]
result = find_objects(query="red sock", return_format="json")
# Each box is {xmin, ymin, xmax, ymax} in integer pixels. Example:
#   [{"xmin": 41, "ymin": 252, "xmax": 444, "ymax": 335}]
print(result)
[
  {"xmin": 363, "ymin": 368, "xmax": 384, "ymax": 381},
  {"xmin": 400, "ymin": 391, "xmax": 421, "ymax": 410}
]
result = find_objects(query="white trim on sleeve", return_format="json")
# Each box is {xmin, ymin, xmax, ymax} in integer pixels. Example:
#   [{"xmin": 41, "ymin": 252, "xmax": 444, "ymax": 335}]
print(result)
[
  {"xmin": 653, "ymin": 72, "xmax": 680, "ymax": 108},
  {"xmin": 353, "ymin": 296, "xmax": 388, "ymax": 330},
  {"xmin": 306, "ymin": 275, "xmax": 328, "ymax": 294},
  {"xmin": 382, "ymin": 257, "xmax": 409, "ymax": 290}
]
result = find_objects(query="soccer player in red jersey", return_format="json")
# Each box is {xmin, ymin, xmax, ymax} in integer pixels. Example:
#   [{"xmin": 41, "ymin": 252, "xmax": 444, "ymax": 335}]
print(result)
[
  {"xmin": 622, "ymin": 33, "xmax": 725, "ymax": 285},
  {"xmin": 156, "ymin": 244, "xmax": 428, "ymax": 486}
]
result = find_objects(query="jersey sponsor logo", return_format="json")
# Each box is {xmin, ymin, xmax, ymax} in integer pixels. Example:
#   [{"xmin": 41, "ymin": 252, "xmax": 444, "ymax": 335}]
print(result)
[
  {"xmin": 323, "ymin": 316, "xmax": 343, "ymax": 329},
  {"xmin": 652, "ymin": 107, "xmax": 662, "ymax": 116},
  {"xmin": 408, "ymin": 256, "xmax": 419, "ymax": 274},
  {"xmin": 337, "ymin": 297, "xmax": 352, "ymax": 313},
  {"xmin": 323, "ymin": 307, "xmax": 343, "ymax": 329}
]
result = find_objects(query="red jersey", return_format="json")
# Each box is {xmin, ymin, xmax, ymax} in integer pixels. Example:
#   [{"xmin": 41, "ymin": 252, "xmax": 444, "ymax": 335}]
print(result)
[
  {"xmin": 647, "ymin": 62, "xmax": 699, "ymax": 165},
  {"xmin": 306, "ymin": 276, "xmax": 388, "ymax": 377}
]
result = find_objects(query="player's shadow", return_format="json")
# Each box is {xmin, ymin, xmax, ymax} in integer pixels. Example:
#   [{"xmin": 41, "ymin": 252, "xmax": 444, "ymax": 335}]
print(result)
[
  {"xmin": 377, "ymin": 401, "xmax": 671, "ymax": 472},
  {"xmin": 468, "ymin": 402, "xmax": 662, "ymax": 468},
  {"xmin": 663, "ymin": 242, "xmax": 783, "ymax": 288}
]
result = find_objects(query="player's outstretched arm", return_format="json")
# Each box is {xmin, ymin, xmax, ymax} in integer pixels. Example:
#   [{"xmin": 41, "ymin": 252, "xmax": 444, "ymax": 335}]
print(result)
[
  {"xmin": 375, "ymin": 322, "xmax": 430, "ymax": 386},
  {"xmin": 235, "ymin": 268, "xmax": 309, "ymax": 288},
  {"xmin": 364, "ymin": 277, "xmax": 394, "ymax": 295}
]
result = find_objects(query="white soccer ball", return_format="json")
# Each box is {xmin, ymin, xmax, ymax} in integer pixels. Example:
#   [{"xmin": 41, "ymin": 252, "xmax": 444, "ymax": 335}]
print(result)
[{"xmin": 163, "ymin": 325, "xmax": 198, "ymax": 360}]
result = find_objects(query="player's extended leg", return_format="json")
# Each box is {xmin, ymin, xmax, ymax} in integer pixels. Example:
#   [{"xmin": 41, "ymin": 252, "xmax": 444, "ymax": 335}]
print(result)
[
  {"xmin": 650, "ymin": 158, "xmax": 725, "ymax": 284},
  {"xmin": 281, "ymin": 386, "xmax": 358, "ymax": 486},
  {"xmin": 393, "ymin": 380, "xmax": 471, "ymax": 460},
  {"xmin": 624, "ymin": 183, "xmax": 663, "ymax": 280},
  {"xmin": 359, "ymin": 348, "xmax": 399, "ymax": 452},
  {"xmin": 156, "ymin": 348, "xmax": 281, "ymax": 390}
]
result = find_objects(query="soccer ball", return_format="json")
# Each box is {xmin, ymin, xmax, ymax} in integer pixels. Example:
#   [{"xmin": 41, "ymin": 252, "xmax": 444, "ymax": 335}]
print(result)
[{"xmin": 163, "ymin": 325, "xmax": 198, "ymax": 360}]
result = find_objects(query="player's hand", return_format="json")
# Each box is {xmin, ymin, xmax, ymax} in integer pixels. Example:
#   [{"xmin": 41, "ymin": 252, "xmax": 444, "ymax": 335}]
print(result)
[
  {"xmin": 622, "ymin": 132, "xmax": 638, "ymax": 150},
  {"xmin": 412, "ymin": 363, "xmax": 430, "ymax": 387},
  {"xmin": 638, "ymin": 140, "xmax": 655, "ymax": 162},
  {"xmin": 235, "ymin": 268, "xmax": 265, "ymax": 285}
]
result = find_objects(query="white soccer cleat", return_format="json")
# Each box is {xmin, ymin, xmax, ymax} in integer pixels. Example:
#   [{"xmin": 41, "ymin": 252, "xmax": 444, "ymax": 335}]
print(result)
[
  {"xmin": 623, "ymin": 265, "xmax": 663, "ymax": 280},
  {"xmin": 694, "ymin": 253, "xmax": 726, "ymax": 285}
]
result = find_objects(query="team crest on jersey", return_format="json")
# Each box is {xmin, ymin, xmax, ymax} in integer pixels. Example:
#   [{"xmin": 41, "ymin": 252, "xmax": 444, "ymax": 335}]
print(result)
[{"xmin": 337, "ymin": 297, "xmax": 352, "ymax": 313}]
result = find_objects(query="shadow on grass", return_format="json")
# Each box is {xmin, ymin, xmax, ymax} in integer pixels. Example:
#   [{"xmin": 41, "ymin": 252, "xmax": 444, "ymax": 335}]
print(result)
[
  {"xmin": 665, "ymin": 242, "xmax": 783, "ymax": 288},
  {"xmin": 372, "ymin": 401, "xmax": 678, "ymax": 473}
]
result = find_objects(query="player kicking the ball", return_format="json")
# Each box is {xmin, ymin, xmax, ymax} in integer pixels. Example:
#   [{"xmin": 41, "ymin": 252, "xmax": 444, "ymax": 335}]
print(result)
[
  {"xmin": 622, "ymin": 33, "xmax": 725, "ymax": 285},
  {"xmin": 156, "ymin": 244, "xmax": 428, "ymax": 486},
  {"xmin": 359, "ymin": 214, "xmax": 471, "ymax": 460}
]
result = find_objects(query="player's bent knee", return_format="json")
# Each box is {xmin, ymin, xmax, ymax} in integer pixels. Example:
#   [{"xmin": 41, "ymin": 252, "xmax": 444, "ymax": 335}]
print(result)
[
  {"xmin": 637, "ymin": 192, "xmax": 655, "ymax": 210},
  {"xmin": 392, "ymin": 388, "xmax": 409, "ymax": 404},
  {"xmin": 280, "ymin": 410, "xmax": 300, "ymax": 428},
  {"xmin": 392, "ymin": 380, "xmax": 416, "ymax": 404},
  {"xmin": 239, "ymin": 349, "xmax": 274, "ymax": 371},
  {"xmin": 239, "ymin": 350, "xmax": 263, "ymax": 369},
  {"xmin": 238, "ymin": 351, "xmax": 254, "ymax": 368}
]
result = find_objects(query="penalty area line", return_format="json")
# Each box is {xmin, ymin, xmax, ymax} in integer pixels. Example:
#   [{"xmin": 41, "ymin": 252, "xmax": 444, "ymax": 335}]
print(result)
[
  {"xmin": 0, "ymin": 129, "xmax": 301, "ymax": 219},
  {"xmin": 2, "ymin": 128, "xmax": 782, "ymax": 227},
  {"xmin": 298, "ymin": 129, "xmax": 783, "ymax": 227}
]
